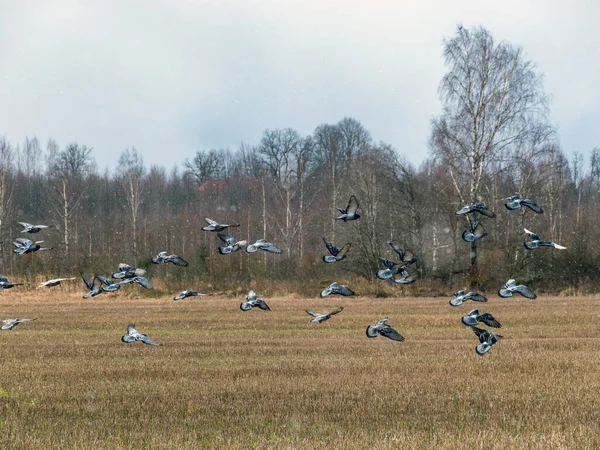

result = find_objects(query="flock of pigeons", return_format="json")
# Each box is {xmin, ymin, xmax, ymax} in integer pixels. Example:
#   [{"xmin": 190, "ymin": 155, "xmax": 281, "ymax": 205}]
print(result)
[{"xmin": 2, "ymin": 194, "xmax": 565, "ymax": 355}]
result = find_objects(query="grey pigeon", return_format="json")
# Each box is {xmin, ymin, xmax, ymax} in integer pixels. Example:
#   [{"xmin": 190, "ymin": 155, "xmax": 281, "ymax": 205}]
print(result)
[
  {"xmin": 12, "ymin": 238, "xmax": 52, "ymax": 255},
  {"xmin": 504, "ymin": 195, "xmax": 543, "ymax": 214},
  {"xmin": 112, "ymin": 263, "xmax": 146, "ymax": 279},
  {"xmin": 1, "ymin": 318, "xmax": 36, "ymax": 331},
  {"xmin": 523, "ymin": 228, "xmax": 566, "ymax": 250},
  {"xmin": 472, "ymin": 326, "xmax": 503, "ymax": 355},
  {"xmin": 388, "ymin": 242, "xmax": 416, "ymax": 265},
  {"xmin": 335, "ymin": 195, "xmax": 360, "ymax": 221},
  {"xmin": 392, "ymin": 268, "xmax": 417, "ymax": 284},
  {"xmin": 322, "ymin": 237, "xmax": 351, "ymax": 263},
  {"xmin": 498, "ymin": 279, "xmax": 536, "ymax": 299},
  {"xmin": 462, "ymin": 220, "xmax": 487, "ymax": 242},
  {"xmin": 0, "ymin": 275, "xmax": 23, "ymax": 290},
  {"xmin": 217, "ymin": 234, "xmax": 248, "ymax": 255},
  {"xmin": 245, "ymin": 239, "xmax": 283, "ymax": 254},
  {"xmin": 202, "ymin": 217, "xmax": 240, "ymax": 232},
  {"xmin": 173, "ymin": 290, "xmax": 205, "ymax": 301},
  {"xmin": 240, "ymin": 290, "xmax": 271, "ymax": 311},
  {"xmin": 81, "ymin": 272, "xmax": 103, "ymax": 299},
  {"xmin": 151, "ymin": 251, "xmax": 189, "ymax": 266},
  {"xmin": 376, "ymin": 258, "xmax": 407, "ymax": 280},
  {"xmin": 449, "ymin": 290, "xmax": 487, "ymax": 307},
  {"xmin": 95, "ymin": 275, "xmax": 122, "ymax": 293},
  {"xmin": 455, "ymin": 203, "xmax": 496, "ymax": 218},
  {"xmin": 366, "ymin": 318, "xmax": 405, "ymax": 341},
  {"xmin": 18, "ymin": 222, "xmax": 52, "ymax": 233},
  {"xmin": 119, "ymin": 276, "xmax": 153, "ymax": 290},
  {"xmin": 461, "ymin": 309, "xmax": 502, "ymax": 328},
  {"xmin": 320, "ymin": 282, "xmax": 355, "ymax": 298},
  {"xmin": 306, "ymin": 306, "xmax": 344, "ymax": 323},
  {"xmin": 38, "ymin": 277, "xmax": 76, "ymax": 288},
  {"xmin": 121, "ymin": 324, "xmax": 159, "ymax": 346}
]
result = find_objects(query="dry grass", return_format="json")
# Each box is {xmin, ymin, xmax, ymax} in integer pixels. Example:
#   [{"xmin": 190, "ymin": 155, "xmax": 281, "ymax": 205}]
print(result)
[{"xmin": 0, "ymin": 290, "xmax": 599, "ymax": 449}]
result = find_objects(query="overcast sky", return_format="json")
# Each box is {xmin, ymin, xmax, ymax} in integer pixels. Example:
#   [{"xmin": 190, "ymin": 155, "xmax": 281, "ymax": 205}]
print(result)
[{"xmin": 0, "ymin": 0, "xmax": 598, "ymax": 170}]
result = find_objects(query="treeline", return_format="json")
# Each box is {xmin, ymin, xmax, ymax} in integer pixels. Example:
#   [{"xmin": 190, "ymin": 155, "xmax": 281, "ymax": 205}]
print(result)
[{"xmin": 0, "ymin": 26, "xmax": 596, "ymax": 294}]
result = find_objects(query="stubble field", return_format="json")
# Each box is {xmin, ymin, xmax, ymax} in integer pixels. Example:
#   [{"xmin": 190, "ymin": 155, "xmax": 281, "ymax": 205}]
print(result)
[{"xmin": 0, "ymin": 290, "xmax": 599, "ymax": 449}]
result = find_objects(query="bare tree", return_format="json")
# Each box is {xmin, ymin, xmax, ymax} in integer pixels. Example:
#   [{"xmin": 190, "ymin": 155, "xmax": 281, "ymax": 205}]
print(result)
[
  {"xmin": 49, "ymin": 143, "xmax": 92, "ymax": 255},
  {"xmin": 0, "ymin": 137, "xmax": 14, "ymax": 254},
  {"xmin": 117, "ymin": 148, "xmax": 146, "ymax": 263},
  {"xmin": 184, "ymin": 149, "xmax": 223, "ymax": 185},
  {"xmin": 430, "ymin": 25, "xmax": 552, "ymax": 278}
]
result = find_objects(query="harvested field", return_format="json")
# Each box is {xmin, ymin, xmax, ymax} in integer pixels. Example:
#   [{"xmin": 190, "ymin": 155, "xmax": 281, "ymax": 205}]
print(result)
[{"xmin": 0, "ymin": 291, "xmax": 599, "ymax": 449}]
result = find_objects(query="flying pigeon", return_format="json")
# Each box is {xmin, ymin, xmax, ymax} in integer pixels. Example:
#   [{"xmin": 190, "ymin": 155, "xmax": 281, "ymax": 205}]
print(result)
[
  {"xmin": 201, "ymin": 217, "xmax": 240, "ymax": 232},
  {"xmin": 498, "ymin": 279, "xmax": 537, "ymax": 299},
  {"xmin": 12, "ymin": 238, "xmax": 52, "ymax": 255},
  {"xmin": 449, "ymin": 290, "xmax": 487, "ymax": 307},
  {"xmin": 18, "ymin": 222, "xmax": 52, "ymax": 233},
  {"xmin": 455, "ymin": 203, "xmax": 496, "ymax": 218},
  {"xmin": 81, "ymin": 272, "xmax": 103, "ymax": 299},
  {"xmin": 151, "ymin": 251, "xmax": 189, "ymax": 266},
  {"xmin": 504, "ymin": 195, "xmax": 544, "ymax": 214},
  {"xmin": 240, "ymin": 290, "xmax": 271, "ymax": 311},
  {"xmin": 121, "ymin": 324, "xmax": 159, "ymax": 346},
  {"xmin": 38, "ymin": 277, "xmax": 76, "ymax": 288},
  {"xmin": 523, "ymin": 228, "xmax": 566, "ymax": 250},
  {"xmin": 461, "ymin": 309, "xmax": 502, "ymax": 328},
  {"xmin": 320, "ymin": 282, "xmax": 355, "ymax": 298},
  {"xmin": 388, "ymin": 242, "xmax": 416, "ymax": 265},
  {"xmin": 95, "ymin": 275, "xmax": 122, "ymax": 293},
  {"xmin": 462, "ymin": 220, "xmax": 487, "ymax": 242},
  {"xmin": 173, "ymin": 290, "xmax": 205, "ymax": 301},
  {"xmin": 472, "ymin": 326, "xmax": 503, "ymax": 355},
  {"xmin": 335, "ymin": 195, "xmax": 360, "ymax": 221},
  {"xmin": 245, "ymin": 239, "xmax": 283, "ymax": 254},
  {"xmin": 392, "ymin": 268, "xmax": 417, "ymax": 284},
  {"xmin": 1, "ymin": 318, "xmax": 36, "ymax": 331},
  {"xmin": 217, "ymin": 234, "xmax": 248, "ymax": 255},
  {"xmin": 0, "ymin": 275, "xmax": 23, "ymax": 290},
  {"xmin": 306, "ymin": 306, "xmax": 344, "ymax": 323},
  {"xmin": 366, "ymin": 318, "xmax": 405, "ymax": 341},
  {"xmin": 118, "ymin": 276, "xmax": 153, "ymax": 290},
  {"xmin": 376, "ymin": 258, "xmax": 408, "ymax": 280},
  {"xmin": 112, "ymin": 263, "xmax": 146, "ymax": 279},
  {"xmin": 322, "ymin": 237, "xmax": 351, "ymax": 263}
]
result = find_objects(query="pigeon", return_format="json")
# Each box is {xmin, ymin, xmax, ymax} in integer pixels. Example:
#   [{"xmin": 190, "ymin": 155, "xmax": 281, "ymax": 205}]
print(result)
[
  {"xmin": 201, "ymin": 217, "xmax": 240, "ymax": 232},
  {"xmin": 462, "ymin": 220, "xmax": 487, "ymax": 242},
  {"xmin": 306, "ymin": 307, "xmax": 344, "ymax": 323},
  {"xmin": 366, "ymin": 318, "xmax": 405, "ymax": 341},
  {"xmin": 461, "ymin": 309, "xmax": 502, "ymax": 328},
  {"xmin": 504, "ymin": 195, "xmax": 544, "ymax": 214},
  {"xmin": 320, "ymin": 282, "xmax": 355, "ymax": 298},
  {"xmin": 498, "ymin": 279, "xmax": 536, "ymax": 299},
  {"xmin": 18, "ymin": 222, "xmax": 52, "ymax": 233},
  {"xmin": 1, "ymin": 318, "xmax": 36, "ymax": 331},
  {"xmin": 322, "ymin": 237, "xmax": 351, "ymax": 263},
  {"xmin": 523, "ymin": 228, "xmax": 566, "ymax": 250},
  {"xmin": 38, "ymin": 277, "xmax": 76, "ymax": 288},
  {"xmin": 95, "ymin": 275, "xmax": 122, "ymax": 293},
  {"xmin": 376, "ymin": 258, "xmax": 409, "ymax": 280},
  {"xmin": 240, "ymin": 290, "xmax": 271, "ymax": 311},
  {"xmin": 81, "ymin": 272, "xmax": 103, "ymax": 299},
  {"xmin": 151, "ymin": 251, "xmax": 189, "ymax": 266},
  {"xmin": 388, "ymin": 242, "xmax": 416, "ymax": 265},
  {"xmin": 118, "ymin": 276, "xmax": 153, "ymax": 290},
  {"xmin": 0, "ymin": 275, "xmax": 23, "ymax": 290},
  {"xmin": 449, "ymin": 290, "xmax": 488, "ymax": 307},
  {"xmin": 245, "ymin": 239, "xmax": 283, "ymax": 254},
  {"xmin": 112, "ymin": 263, "xmax": 146, "ymax": 279},
  {"xmin": 455, "ymin": 203, "xmax": 496, "ymax": 218},
  {"xmin": 472, "ymin": 327, "xmax": 503, "ymax": 355},
  {"xmin": 121, "ymin": 324, "xmax": 159, "ymax": 346},
  {"xmin": 217, "ymin": 234, "xmax": 248, "ymax": 255},
  {"xmin": 335, "ymin": 195, "xmax": 361, "ymax": 221},
  {"xmin": 12, "ymin": 238, "xmax": 52, "ymax": 255},
  {"xmin": 173, "ymin": 290, "xmax": 205, "ymax": 301},
  {"xmin": 392, "ymin": 268, "xmax": 417, "ymax": 284}
]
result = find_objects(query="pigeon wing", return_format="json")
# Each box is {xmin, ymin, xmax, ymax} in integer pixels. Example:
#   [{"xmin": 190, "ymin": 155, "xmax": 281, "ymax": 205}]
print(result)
[
  {"xmin": 476, "ymin": 204, "xmax": 496, "ymax": 218},
  {"xmin": 336, "ymin": 243, "xmax": 351, "ymax": 259},
  {"xmin": 522, "ymin": 199, "xmax": 544, "ymax": 214},
  {"xmin": 346, "ymin": 196, "xmax": 359, "ymax": 215},
  {"xmin": 305, "ymin": 310, "xmax": 318, "ymax": 317},
  {"xmin": 261, "ymin": 242, "xmax": 283, "ymax": 254},
  {"xmin": 467, "ymin": 292, "xmax": 487, "ymax": 302},
  {"xmin": 217, "ymin": 233, "xmax": 236, "ymax": 246},
  {"xmin": 168, "ymin": 255, "xmax": 189, "ymax": 266},
  {"xmin": 333, "ymin": 285, "xmax": 354, "ymax": 296},
  {"xmin": 498, "ymin": 288, "xmax": 513, "ymax": 298},
  {"xmin": 204, "ymin": 218, "xmax": 218, "ymax": 226},
  {"xmin": 256, "ymin": 299, "xmax": 271, "ymax": 311},
  {"xmin": 328, "ymin": 307, "xmax": 344, "ymax": 316},
  {"xmin": 514, "ymin": 284, "xmax": 537, "ymax": 299},
  {"xmin": 80, "ymin": 272, "xmax": 94, "ymax": 290},
  {"xmin": 479, "ymin": 313, "xmax": 502, "ymax": 328},
  {"xmin": 322, "ymin": 237, "xmax": 338, "ymax": 256},
  {"xmin": 379, "ymin": 325, "xmax": 405, "ymax": 342},
  {"xmin": 524, "ymin": 228, "xmax": 540, "ymax": 241},
  {"xmin": 472, "ymin": 327, "xmax": 490, "ymax": 343}
]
